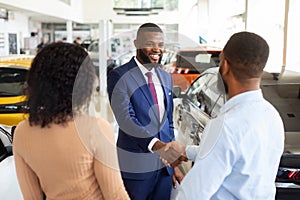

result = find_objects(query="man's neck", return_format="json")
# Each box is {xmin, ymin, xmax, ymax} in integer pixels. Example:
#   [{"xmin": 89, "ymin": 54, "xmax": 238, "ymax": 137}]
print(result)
[
  {"xmin": 227, "ymin": 78, "xmax": 260, "ymax": 99},
  {"xmin": 135, "ymin": 56, "xmax": 154, "ymax": 71}
]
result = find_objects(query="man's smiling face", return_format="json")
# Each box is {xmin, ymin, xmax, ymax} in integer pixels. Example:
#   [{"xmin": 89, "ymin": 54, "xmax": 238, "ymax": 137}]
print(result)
[{"xmin": 135, "ymin": 31, "xmax": 164, "ymax": 67}]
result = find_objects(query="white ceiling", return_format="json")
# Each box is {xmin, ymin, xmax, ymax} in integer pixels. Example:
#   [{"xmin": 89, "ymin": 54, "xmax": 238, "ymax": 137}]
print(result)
[{"xmin": 0, "ymin": 3, "xmax": 67, "ymax": 23}]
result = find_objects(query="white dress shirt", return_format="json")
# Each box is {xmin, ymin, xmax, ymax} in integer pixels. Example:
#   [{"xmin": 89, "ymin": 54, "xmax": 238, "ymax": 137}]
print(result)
[
  {"xmin": 176, "ymin": 89, "xmax": 285, "ymax": 200},
  {"xmin": 134, "ymin": 57, "xmax": 165, "ymax": 152}
]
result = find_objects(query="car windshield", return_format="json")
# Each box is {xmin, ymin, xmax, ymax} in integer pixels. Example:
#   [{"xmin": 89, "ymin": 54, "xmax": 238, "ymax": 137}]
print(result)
[
  {"xmin": 87, "ymin": 41, "xmax": 98, "ymax": 52},
  {"xmin": 186, "ymin": 71, "xmax": 226, "ymax": 117},
  {"xmin": 176, "ymin": 50, "xmax": 221, "ymax": 74},
  {"xmin": 0, "ymin": 67, "xmax": 27, "ymax": 97}
]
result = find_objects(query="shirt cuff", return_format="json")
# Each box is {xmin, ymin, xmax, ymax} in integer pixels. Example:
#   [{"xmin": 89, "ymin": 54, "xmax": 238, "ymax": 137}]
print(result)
[
  {"xmin": 185, "ymin": 145, "xmax": 199, "ymax": 161},
  {"xmin": 148, "ymin": 138, "xmax": 160, "ymax": 153}
]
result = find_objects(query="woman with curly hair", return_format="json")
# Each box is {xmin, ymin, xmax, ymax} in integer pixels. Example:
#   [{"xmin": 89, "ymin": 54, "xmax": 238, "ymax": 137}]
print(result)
[{"xmin": 13, "ymin": 42, "xmax": 129, "ymax": 200}]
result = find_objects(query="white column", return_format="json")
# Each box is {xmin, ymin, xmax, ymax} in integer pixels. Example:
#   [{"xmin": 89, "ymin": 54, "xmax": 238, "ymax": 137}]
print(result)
[
  {"xmin": 281, "ymin": 0, "xmax": 289, "ymax": 73},
  {"xmin": 97, "ymin": 20, "xmax": 111, "ymax": 120},
  {"xmin": 98, "ymin": 19, "xmax": 109, "ymax": 97},
  {"xmin": 66, "ymin": 20, "xmax": 73, "ymax": 43}
]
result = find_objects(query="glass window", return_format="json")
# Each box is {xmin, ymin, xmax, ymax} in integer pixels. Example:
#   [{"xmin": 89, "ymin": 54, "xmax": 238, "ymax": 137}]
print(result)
[
  {"xmin": 186, "ymin": 72, "xmax": 225, "ymax": 117},
  {"xmin": 0, "ymin": 67, "xmax": 27, "ymax": 96},
  {"xmin": 246, "ymin": 0, "xmax": 285, "ymax": 72},
  {"xmin": 114, "ymin": 0, "xmax": 138, "ymax": 8},
  {"xmin": 286, "ymin": 0, "xmax": 300, "ymax": 72},
  {"xmin": 59, "ymin": 0, "xmax": 71, "ymax": 5},
  {"xmin": 207, "ymin": 0, "xmax": 246, "ymax": 47},
  {"xmin": 187, "ymin": 73, "xmax": 212, "ymax": 113},
  {"xmin": 187, "ymin": 74, "xmax": 210, "ymax": 100},
  {"xmin": 87, "ymin": 41, "xmax": 99, "ymax": 53},
  {"xmin": 203, "ymin": 74, "xmax": 226, "ymax": 117},
  {"xmin": 114, "ymin": 0, "xmax": 178, "ymax": 11}
]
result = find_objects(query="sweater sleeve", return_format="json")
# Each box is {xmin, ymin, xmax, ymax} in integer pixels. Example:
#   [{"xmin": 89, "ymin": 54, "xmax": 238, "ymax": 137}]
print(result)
[
  {"xmin": 13, "ymin": 149, "xmax": 44, "ymax": 200},
  {"xmin": 92, "ymin": 118, "xmax": 130, "ymax": 200},
  {"xmin": 94, "ymin": 159, "xmax": 129, "ymax": 200}
]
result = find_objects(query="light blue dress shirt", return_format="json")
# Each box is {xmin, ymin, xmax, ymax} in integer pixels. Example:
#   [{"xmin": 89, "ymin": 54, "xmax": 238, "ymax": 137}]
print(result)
[{"xmin": 176, "ymin": 89, "xmax": 285, "ymax": 200}]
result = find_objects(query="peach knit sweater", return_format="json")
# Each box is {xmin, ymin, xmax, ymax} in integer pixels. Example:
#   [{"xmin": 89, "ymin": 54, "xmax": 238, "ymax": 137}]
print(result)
[{"xmin": 13, "ymin": 116, "xmax": 129, "ymax": 200}]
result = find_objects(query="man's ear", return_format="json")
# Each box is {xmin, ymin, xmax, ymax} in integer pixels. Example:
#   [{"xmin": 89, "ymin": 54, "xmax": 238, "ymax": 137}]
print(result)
[
  {"xmin": 133, "ymin": 39, "xmax": 138, "ymax": 49},
  {"xmin": 221, "ymin": 59, "xmax": 230, "ymax": 76}
]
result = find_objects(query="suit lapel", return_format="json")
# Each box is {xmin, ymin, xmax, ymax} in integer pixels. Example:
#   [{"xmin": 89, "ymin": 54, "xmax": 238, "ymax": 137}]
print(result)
[
  {"xmin": 128, "ymin": 59, "xmax": 156, "ymax": 108},
  {"xmin": 155, "ymin": 68, "xmax": 169, "ymax": 109}
]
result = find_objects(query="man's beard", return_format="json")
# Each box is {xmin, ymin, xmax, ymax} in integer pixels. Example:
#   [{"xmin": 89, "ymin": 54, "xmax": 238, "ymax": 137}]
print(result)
[
  {"xmin": 217, "ymin": 71, "xmax": 228, "ymax": 95},
  {"xmin": 137, "ymin": 49, "xmax": 162, "ymax": 69}
]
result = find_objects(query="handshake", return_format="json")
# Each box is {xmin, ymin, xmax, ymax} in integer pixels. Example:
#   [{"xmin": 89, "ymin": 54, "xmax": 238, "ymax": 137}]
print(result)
[{"xmin": 152, "ymin": 141, "xmax": 188, "ymax": 167}]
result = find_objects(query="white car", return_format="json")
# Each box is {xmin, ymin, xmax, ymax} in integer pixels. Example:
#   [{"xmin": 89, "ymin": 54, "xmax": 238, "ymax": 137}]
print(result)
[
  {"xmin": 173, "ymin": 67, "xmax": 300, "ymax": 198},
  {"xmin": 0, "ymin": 125, "xmax": 23, "ymax": 200}
]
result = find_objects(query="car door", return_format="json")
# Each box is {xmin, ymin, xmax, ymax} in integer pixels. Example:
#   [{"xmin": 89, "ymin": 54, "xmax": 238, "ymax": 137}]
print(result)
[{"xmin": 175, "ymin": 69, "xmax": 226, "ymax": 145}]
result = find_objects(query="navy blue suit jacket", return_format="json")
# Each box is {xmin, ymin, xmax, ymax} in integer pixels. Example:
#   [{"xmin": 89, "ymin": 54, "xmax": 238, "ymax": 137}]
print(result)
[{"xmin": 107, "ymin": 57, "xmax": 175, "ymax": 180}]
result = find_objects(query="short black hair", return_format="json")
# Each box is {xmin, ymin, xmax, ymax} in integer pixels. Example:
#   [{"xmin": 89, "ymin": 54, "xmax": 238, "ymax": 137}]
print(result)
[
  {"xmin": 136, "ymin": 23, "xmax": 163, "ymax": 38},
  {"xmin": 27, "ymin": 42, "xmax": 96, "ymax": 127},
  {"xmin": 223, "ymin": 31, "xmax": 269, "ymax": 80}
]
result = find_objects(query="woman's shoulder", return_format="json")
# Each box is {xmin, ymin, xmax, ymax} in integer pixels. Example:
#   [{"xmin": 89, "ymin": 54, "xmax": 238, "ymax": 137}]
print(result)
[
  {"xmin": 74, "ymin": 115, "xmax": 114, "ymax": 141},
  {"xmin": 13, "ymin": 120, "xmax": 31, "ymax": 146},
  {"xmin": 14, "ymin": 119, "xmax": 30, "ymax": 133}
]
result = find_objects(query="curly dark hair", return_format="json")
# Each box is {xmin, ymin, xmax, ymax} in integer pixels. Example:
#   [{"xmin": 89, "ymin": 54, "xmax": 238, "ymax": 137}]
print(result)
[{"xmin": 26, "ymin": 42, "xmax": 96, "ymax": 127}]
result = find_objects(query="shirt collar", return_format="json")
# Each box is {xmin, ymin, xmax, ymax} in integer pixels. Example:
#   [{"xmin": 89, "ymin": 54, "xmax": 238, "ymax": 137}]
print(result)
[
  {"xmin": 134, "ymin": 57, "xmax": 155, "ymax": 75},
  {"xmin": 220, "ymin": 89, "xmax": 264, "ymax": 113}
]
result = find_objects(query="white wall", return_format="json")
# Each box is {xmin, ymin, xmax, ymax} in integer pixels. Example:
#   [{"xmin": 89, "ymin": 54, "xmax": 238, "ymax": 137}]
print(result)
[
  {"xmin": 0, "ymin": 12, "xmax": 29, "ymax": 55},
  {"xmin": 178, "ymin": 0, "xmax": 209, "ymax": 47}
]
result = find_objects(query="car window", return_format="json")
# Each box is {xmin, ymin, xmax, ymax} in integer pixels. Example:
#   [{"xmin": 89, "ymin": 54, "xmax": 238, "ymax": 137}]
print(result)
[
  {"xmin": 186, "ymin": 72, "xmax": 225, "ymax": 117},
  {"xmin": 87, "ymin": 42, "xmax": 98, "ymax": 52},
  {"xmin": 186, "ymin": 73, "xmax": 210, "ymax": 103},
  {"xmin": 0, "ymin": 68, "xmax": 27, "ymax": 97},
  {"xmin": 204, "ymin": 74, "xmax": 226, "ymax": 117},
  {"xmin": 186, "ymin": 73, "xmax": 212, "ymax": 114}
]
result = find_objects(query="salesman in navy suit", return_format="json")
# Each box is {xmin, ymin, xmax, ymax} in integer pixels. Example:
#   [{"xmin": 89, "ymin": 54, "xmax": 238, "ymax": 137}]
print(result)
[{"xmin": 107, "ymin": 23, "xmax": 184, "ymax": 200}]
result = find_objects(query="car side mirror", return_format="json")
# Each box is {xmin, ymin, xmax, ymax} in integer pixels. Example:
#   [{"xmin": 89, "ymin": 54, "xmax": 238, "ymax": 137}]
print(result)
[{"xmin": 173, "ymin": 86, "xmax": 182, "ymax": 98}]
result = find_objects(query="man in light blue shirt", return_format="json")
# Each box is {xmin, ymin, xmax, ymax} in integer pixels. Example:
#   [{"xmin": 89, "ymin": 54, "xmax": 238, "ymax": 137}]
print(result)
[{"xmin": 167, "ymin": 32, "xmax": 285, "ymax": 199}]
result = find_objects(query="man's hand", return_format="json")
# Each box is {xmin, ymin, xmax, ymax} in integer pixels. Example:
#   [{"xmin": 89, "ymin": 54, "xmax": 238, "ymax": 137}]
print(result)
[
  {"xmin": 172, "ymin": 166, "xmax": 184, "ymax": 189},
  {"xmin": 163, "ymin": 141, "xmax": 188, "ymax": 167},
  {"xmin": 152, "ymin": 141, "xmax": 188, "ymax": 167}
]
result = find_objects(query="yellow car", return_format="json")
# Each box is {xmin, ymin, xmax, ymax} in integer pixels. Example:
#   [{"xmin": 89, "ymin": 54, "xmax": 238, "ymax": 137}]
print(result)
[{"xmin": 0, "ymin": 55, "xmax": 34, "ymax": 126}]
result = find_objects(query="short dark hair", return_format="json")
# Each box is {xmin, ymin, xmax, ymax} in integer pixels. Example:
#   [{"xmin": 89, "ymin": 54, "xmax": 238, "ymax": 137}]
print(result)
[
  {"xmin": 223, "ymin": 31, "xmax": 269, "ymax": 80},
  {"xmin": 136, "ymin": 23, "xmax": 163, "ymax": 38},
  {"xmin": 27, "ymin": 42, "xmax": 96, "ymax": 127}
]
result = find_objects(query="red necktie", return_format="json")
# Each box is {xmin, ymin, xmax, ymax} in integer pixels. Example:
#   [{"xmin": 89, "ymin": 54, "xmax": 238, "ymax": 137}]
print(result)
[{"xmin": 146, "ymin": 72, "xmax": 159, "ymax": 117}]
